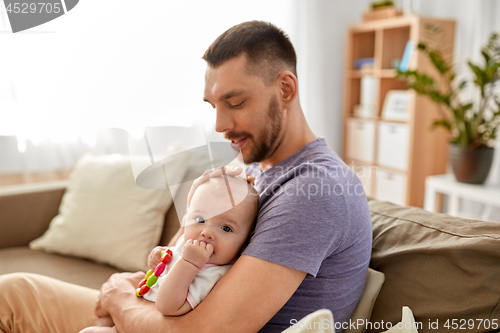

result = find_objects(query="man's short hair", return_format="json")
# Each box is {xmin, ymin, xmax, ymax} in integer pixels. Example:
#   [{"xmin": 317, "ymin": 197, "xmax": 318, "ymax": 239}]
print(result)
[{"xmin": 202, "ymin": 21, "xmax": 297, "ymax": 86}]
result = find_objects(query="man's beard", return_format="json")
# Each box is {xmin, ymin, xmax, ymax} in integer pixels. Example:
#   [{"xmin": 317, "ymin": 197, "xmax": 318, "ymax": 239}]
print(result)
[
  {"xmin": 226, "ymin": 95, "xmax": 282, "ymax": 164},
  {"xmin": 248, "ymin": 95, "xmax": 282, "ymax": 164}
]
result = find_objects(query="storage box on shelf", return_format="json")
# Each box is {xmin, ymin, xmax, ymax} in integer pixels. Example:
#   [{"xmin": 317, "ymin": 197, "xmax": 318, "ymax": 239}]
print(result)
[{"xmin": 343, "ymin": 15, "xmax": 455, "ymax": 207}]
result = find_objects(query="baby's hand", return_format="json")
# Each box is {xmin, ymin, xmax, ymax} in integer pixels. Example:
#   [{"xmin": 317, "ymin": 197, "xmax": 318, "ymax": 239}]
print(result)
[
  {"xmin": 147, "ymin": 246, "xmax": 168, "ymax": 271},
  {"xmin": 182, "ymin": 240, "xmax": 214, "ymax": 268}
]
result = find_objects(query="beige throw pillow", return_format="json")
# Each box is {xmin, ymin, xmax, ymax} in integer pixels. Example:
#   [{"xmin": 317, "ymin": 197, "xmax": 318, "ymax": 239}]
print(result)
[
  {"xmin": 282, "ymin": 309, "xmax": 335, "ymax": 333},
  {"xmin": 345, "ymin": 268, "xmax": 385, "ymax": 333},
  {"xmin": 380, "ymin": 307, "xmax": 419, "ymax": 333},
  {"xmin": 30, "ymin": 153, "xmax": 189, "ymax": 271}
]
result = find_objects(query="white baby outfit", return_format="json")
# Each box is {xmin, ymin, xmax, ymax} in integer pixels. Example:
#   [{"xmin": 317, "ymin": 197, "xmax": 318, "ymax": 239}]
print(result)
[{"xmin": 143, "ymin": 235, "xmax": 231, "ymax": 309}]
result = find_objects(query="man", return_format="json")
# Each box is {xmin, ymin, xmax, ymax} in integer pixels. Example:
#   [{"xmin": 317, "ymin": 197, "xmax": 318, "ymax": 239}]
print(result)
[{"xmin": 0, "ymin": 21, "xmax": 371, "ymax": 333}]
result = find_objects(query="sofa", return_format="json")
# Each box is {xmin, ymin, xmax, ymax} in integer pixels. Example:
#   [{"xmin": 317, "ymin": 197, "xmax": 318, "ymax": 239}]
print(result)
[{"xmin": 1, "ymin": 176, "xmax": 499, "ymax": 333}]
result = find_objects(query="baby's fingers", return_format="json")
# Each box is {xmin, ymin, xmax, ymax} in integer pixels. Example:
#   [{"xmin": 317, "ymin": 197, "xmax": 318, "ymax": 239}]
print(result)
[
  {"xmin": 205, "ymin": 243, "xmax": 214, "ymax": 256},
  {"xmin": 148, "ymin": 247, "xmax": 165, "ymax": 270}
]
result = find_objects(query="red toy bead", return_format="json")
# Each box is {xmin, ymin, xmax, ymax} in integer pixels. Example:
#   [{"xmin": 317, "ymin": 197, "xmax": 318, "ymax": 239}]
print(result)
[
  {"xmin": 137, "ymin": 278, "xmax": 147, "ymax": 289},
  {"xmin": 154, "ymin": 262, "xmax": 166, "ymax": 276},
  {"xmin": 136, "ymin": 248, "xmax": 174, "ymax": 297},
  {"xmin": 139, "ymin": 285, "xmax": 150, "ymax": 295},
  {"xmin": 161, "ymin": 253, "xmax": 171, "ymax": 264}
]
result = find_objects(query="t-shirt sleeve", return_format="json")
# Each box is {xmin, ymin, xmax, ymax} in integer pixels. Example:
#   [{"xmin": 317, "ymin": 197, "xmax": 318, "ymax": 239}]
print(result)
[
  {"xmin": 186, "ymin": 265, "xmax": 231, "ymax": 309},
  {"xmin": 242, "ymin": 173, "xmax": 348, "ymax": 277}
]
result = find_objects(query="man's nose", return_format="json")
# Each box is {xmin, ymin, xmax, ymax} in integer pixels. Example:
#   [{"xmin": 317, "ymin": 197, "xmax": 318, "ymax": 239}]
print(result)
[{"xmin": 215, "ymin": 108, "xmax": 235, "ymax": 133}]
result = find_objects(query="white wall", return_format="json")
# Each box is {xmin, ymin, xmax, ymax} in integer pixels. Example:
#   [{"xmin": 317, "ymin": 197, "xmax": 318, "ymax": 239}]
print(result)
[
  {"xmin": 0, "ymin": 0, "xmax": 294, "ymax": 141},
  {"xmin": 292, "ymin": 0, "xmax": 372, "ymax": 154},
  {"xmin": 2, "ymin": 0, "xmax": 500, "ymax": 187}
]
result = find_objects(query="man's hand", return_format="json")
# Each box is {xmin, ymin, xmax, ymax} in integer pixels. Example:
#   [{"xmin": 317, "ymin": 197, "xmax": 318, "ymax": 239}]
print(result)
[
  {"xmin": 94, "ymin": 291, "xmax": 110, "ymax": 318},
  {"xmin": 182, "ymin": 239, "xmax": 214, "ymax": 268},
  {"xmin": 147, "ymin": 246, "xmax": 168, "ymax": 271},
  {"xmin": 99, "ymin": 272, "xmax": 144, "ymax": 315}
]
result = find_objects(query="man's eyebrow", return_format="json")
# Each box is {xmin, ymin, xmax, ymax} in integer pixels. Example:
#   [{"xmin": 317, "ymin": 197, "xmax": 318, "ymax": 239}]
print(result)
[
  {"xmin": 203, "ymin": 89, "xmax": 246, "ymax": 103},
  {"xmin": 219, "ymin": 89, "xmax": 246, "ymax": 101}
]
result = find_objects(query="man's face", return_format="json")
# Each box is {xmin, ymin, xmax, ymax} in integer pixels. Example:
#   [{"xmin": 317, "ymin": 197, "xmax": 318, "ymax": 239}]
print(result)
[{"xmin": 203, "ymin": 54, "xmax": 283, "ymax": 164}]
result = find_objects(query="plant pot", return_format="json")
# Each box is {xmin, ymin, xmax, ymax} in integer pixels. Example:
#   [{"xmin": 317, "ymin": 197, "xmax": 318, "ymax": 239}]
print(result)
[{"xmin": 449, "ymin": 144, "xmax": 495, "ymax": 184}]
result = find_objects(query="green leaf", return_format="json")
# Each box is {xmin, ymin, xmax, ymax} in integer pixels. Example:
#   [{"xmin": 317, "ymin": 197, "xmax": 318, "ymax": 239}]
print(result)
[
  {"xmin": 468, "ymin": 61, "xmax": 485, "ymax": 87},
  {"xmin": 429, "ymin": 51, "xmax": 450, "ymax": 74},
  {"xmin": 481, "ymin": 50, "xmax": 491, "ymax": 64},
  {"xmin": 462, "ymin": 103, "xmax": 473, "ymax": 112},
  {"xmin": 431, "ymin": 119, "xmax": 451, "ymax": 131},
  {"xmin": 458, "ymin": 81, "xmax": 467, "ymax": 90},
  {"xmin": 418, "ymin": 43, "xmax": 426, "ymax": 51},
  {"xmin": 492, "ymin": 127, "xmax": 498, "ymax": 140},
  {"xmin": 484, "ymin": 66, "xmax": 496, "ymax": 82}
]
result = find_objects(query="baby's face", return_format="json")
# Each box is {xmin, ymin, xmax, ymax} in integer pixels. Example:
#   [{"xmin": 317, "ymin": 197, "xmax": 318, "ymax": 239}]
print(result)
[{"xmin": 184, "ymin": 177, "xmax": 258, "ymax": 266}]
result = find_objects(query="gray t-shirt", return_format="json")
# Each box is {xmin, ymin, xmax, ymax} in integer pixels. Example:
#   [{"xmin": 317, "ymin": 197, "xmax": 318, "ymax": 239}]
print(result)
[{"xmin": 243, "ymin": 138, "xmax": 372, "ymax": 333}]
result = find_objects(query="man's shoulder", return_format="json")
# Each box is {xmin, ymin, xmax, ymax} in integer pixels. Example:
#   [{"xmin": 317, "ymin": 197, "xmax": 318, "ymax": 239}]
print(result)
[{"xmin": 261, "ymin": 151, "xmax": 358, "ymax": 200}]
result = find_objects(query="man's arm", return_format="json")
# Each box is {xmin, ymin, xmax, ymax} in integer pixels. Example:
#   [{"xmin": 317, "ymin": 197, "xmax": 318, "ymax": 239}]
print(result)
[{"xmin": 101, "ymin": 255, "xmax": 306, "ymax": 333}]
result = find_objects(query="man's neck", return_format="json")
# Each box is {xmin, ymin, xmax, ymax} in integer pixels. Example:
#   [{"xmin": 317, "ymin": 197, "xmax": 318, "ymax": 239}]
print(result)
[{"xmin": 259, "ymin": 108, "xmax": 317, "ymax": 172}]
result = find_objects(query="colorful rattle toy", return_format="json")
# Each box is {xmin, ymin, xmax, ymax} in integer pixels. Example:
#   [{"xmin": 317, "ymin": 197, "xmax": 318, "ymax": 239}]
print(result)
[{"xmin": 136, "ymin": 249, "xmax": 173, "ymax": 297}]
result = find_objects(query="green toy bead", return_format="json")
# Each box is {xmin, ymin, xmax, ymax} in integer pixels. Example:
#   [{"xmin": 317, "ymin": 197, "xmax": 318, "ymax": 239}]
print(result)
[{"xmin": 146, "ymin": 274, "xmax": 158, "ymax": 287}]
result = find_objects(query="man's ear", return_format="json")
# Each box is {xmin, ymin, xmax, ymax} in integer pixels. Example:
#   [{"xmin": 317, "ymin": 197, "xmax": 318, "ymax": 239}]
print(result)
[{"xmin": 278, "ymin": 71, "xmax": 298, "ymax": 109}]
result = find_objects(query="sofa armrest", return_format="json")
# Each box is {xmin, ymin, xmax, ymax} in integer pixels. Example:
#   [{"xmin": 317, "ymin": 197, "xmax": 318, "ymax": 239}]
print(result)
[{"xmin": 0, "ymin": 180, "xmax": 68, "ymax": 249}]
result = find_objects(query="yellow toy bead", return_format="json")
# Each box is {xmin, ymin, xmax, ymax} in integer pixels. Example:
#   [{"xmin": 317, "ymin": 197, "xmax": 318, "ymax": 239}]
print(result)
[
  {"xmin": 145, "ymin": 270, "xmax": 153, "ymax": 279},
  {"xmin": 135, "ymin": 288, "xmax": 143, "ymax": 297}
]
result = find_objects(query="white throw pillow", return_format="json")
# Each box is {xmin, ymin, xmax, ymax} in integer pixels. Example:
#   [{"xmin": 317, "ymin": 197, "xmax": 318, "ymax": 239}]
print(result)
[
  {"xmin": 30, "ymin": 153, "xmax": 189, "ymax": 271},
  {"xmin": 380, "ymin": 307, "xmax": 419, "ymax": 333},
  {"xmin": 282, "ymin": 309, "xmax": 335, "ymax": 333},
  {"xmin": 344, "ymin": 268, "xmax": 385, "ymax": 333}
]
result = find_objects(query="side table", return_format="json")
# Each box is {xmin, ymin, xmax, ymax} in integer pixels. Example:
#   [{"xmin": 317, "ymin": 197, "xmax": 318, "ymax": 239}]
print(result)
[{"xmin": 424, "ymin": 174, "xmax": 500, "ymax": 221}]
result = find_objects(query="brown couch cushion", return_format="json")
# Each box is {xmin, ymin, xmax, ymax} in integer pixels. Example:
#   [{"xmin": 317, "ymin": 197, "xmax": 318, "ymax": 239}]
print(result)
[
  {"xmin": 159, "ymin": 201, "xmax": 181, "ymax": 246},
  {"xmin": 0, "ymin": 182, "xmax": 66, "ymax": 249},
  {"xmin": 368, "ymin": 199, "xmax": 500, "ymax": 333},
  {"xmin": 0, "ymin": 247, "xmax": 120, "ymax": 290}
]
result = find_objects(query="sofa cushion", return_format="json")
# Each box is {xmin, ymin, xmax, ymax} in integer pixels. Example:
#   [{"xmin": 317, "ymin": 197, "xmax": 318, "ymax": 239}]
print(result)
[
  {"xmin": 345, "ymin": 268, "xmax": 385, "ymax": 333},
  {"xmin": 282, "ymin": 309, "xmax": 335, "ymax": 333},
  {"xmin": 29, "ymin": 154, "xmax": 188, "ymax": 272},
  {"xmin": 0, "ymin": 181, "xmax": 66, "ymax": 249},
  {"xmin": 367, "ymin": 199, "xmax": 500, "ymax": 333},
  {"xmin": 0, "ymin": 247, "xmax": 120, "ymax": 290}
]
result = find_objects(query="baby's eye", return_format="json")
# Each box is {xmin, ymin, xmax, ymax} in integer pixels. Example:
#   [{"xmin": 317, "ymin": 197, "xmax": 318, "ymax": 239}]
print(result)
[
  {"xmin": 195, "ymin": 216, "xmax": 205, "ymax": 223},
  {"xmin": 221, "ymin": 226, "xmax": 232, "ymax": 233}
]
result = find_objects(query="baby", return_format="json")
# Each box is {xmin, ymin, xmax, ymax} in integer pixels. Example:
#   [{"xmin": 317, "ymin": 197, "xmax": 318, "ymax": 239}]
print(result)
[{"xmin": 81, "ymin": 174, "xmax": 259, "ymax": 333}]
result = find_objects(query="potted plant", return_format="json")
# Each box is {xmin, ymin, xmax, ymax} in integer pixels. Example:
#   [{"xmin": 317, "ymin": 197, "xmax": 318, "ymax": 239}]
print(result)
[
  {"xmin": 397, "ymin": 31, "xmax": 500, "ymax": 184},
  {"xmin": 363, "ymin": 1, "xmax": 401, "ymax": 21}
]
